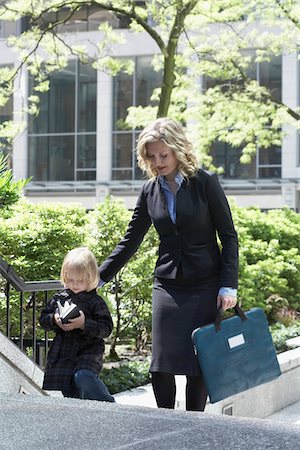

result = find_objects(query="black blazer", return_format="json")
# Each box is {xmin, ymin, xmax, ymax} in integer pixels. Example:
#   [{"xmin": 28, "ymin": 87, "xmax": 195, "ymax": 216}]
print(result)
[{"xmin": 99, "ymin": 169, "xmax": 238, "ymax": 288}]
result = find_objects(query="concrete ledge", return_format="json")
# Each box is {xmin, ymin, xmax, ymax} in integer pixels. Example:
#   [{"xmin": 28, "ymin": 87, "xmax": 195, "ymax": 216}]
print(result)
[
  {"xmin": 0, "ymin": 332, "xmax": 45, "ymax": 395},
  {"xmin": 0, "ymin": 393, "xmax": 299, "ymax": 450}
]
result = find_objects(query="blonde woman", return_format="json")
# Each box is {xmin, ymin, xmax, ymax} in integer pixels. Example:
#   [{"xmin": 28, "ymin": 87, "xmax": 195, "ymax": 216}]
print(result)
[
  {"xmin": 99, "ymin": 118, "xmax": 238, "ymax": 411},
  {"xmin": 40, "ymin": 247, "xmax": 115, "ymax": 402}
]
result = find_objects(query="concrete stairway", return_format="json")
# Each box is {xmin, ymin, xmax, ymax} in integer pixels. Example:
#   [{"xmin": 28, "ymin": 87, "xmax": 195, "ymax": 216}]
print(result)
[{"xmin": 0, "ymin": 393, "xmax": 299, "ymax": 450}]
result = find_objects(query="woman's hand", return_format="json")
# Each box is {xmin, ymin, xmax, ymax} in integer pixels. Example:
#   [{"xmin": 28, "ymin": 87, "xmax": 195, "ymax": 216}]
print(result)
[{"xmin": 217, "ymin": 295, "xmax": 237, "ymax": 311}]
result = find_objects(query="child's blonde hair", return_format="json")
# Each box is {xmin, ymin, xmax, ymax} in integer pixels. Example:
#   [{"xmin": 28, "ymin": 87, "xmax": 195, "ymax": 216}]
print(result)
[
  {"xmin": 60, "ymin": 247, "xmax": 99, "ymax": 292},
  {"xmin": 137, "ymin": 117, "xmax": 199, "ymax": 179}
]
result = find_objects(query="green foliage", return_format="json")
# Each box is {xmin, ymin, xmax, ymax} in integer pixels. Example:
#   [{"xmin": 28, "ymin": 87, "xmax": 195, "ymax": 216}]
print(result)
[
  {"xmin": 0, "ymin": 197, "xmax": 299, "ymax": 355},
  {"xmin": 0, "ymin": 199, "xmax": 86, "ymax": 337},
  {"xmin": 270, "ymin": 321, "xmax": 300, "ymax": 353},
  {"xmin": 101, "ymin": 359, "xmax": 151, "ymax": 394},
  {"xmin": 0, "ymin": 154, "xmax": 30, "ymax": 210},
  {"xmin": 0, "ymin": 199, "xmax": 86, "ymax": 280},
  {"xmin": 231, "ymin": 204, "xmax": 300, "ymax": 316}
]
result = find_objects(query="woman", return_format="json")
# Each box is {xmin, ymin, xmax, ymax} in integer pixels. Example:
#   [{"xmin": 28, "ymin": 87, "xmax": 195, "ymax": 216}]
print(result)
[{"xmin": 99, "ymin": 117, "xmax": 238, "ymax": 411}]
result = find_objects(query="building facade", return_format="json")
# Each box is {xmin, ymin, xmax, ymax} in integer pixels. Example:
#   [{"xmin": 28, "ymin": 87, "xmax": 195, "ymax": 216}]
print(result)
[{"xmin": 0, "ymin": 11, "xmax": 299, "ymax": 211}]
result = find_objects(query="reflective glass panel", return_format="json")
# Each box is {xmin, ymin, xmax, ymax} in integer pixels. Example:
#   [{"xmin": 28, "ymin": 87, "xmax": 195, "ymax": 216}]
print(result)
[
  {"xmin": 112, "ymin": 133, "xmax": 133, "ymax": 169},
  {"xmin": 113, "ymin": 71, "xmax": 133, "ymax": 130},
  {"xmin": 259, "ymin": 56, "xmax": 282, "ymax": 102},
  {"xmin": 29, "ymin": 61, "xmax": 76, "ymax": 134},
  {"xmin": 211, "ymin": 142, "xmax": 256, "ymax": 179},
  {"xmin": 78, "ymin": 63, "xmax": 97, "ymax": 132},
  {"xmin": 258, "ymin": 146, "xmax": 281, "ymax": 165},
  {"xmin": 136, "ymin": 56, "xmax": 161, "ymax": 107},
  {"xmin": 77, "ymin": 134, "xmax": 96, "ymax": 168},
  {"xmin": 28, "ymin": 135, "xmax": 74, "ymax": 181}
]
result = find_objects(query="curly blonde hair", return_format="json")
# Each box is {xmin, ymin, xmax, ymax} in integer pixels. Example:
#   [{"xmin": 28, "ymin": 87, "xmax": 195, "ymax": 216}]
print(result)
[
  {"xmin": 137, "ymin": 117, "xmax": 199, "ymax": 179},
  {"xmin": 60, "ymin": 247, "xmax": 99, "ymax": 292}
]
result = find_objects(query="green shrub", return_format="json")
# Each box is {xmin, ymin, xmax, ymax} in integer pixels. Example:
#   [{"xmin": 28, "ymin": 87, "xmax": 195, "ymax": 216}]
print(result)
[
  {"xmin": 101, "ymin": 359, "xmax": 151, "ymax": 394},
  {"xmin": 270, "ymin": 321, "xmax": 300, "ymax": 353}
]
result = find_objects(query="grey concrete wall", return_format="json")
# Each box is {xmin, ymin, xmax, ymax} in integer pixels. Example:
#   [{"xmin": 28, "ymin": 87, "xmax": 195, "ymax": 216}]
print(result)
[{"xmin": 0, "ymin": 332, "xmax": 46, "ymax": 395}]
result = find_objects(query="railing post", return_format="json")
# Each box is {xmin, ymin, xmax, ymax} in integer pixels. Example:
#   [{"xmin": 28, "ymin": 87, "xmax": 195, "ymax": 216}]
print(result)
[
  {"xmin": 5, "ymin": 282, "xmax": 10, "ymax": 338},
  {"xmin": 20, "ymin": 292, "xmax": 24, "ymax": 351},
  {"xmin": 32, "ymin": 292, "xmax": 36, "ymax": 364},
  {"xmin": 44, "ymin": 291, "xmax": 49, "ymax": 367}
]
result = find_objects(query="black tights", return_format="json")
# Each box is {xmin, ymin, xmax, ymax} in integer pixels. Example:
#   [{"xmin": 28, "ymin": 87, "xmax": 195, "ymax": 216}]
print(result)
[{"xmin": 151, "ymin": 372, "xmax": 207, "ymax": 411}]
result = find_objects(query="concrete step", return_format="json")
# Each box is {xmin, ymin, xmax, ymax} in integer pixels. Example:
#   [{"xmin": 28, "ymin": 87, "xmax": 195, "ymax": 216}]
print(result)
[{"xmin": 0, "ymin": 393, "xmax": 299, "ymax": 450}]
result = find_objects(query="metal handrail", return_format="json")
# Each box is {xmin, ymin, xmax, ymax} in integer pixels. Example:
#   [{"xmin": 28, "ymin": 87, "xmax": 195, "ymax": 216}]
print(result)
[{"xmin": 0, "ymin": 256, "xmax": 63, "ymax": 367}]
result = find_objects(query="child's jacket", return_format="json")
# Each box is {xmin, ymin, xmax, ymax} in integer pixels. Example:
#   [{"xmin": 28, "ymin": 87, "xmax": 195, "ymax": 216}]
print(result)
[{"xmin": 40, "ymin": 289, "xmax": 113, "ymax": 395}]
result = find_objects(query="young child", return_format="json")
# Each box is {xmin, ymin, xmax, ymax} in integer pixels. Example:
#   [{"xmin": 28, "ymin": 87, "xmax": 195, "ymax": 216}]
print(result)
[{"xmin": 40, "ymin": 247, "xmax": 115, "ymax": 402}]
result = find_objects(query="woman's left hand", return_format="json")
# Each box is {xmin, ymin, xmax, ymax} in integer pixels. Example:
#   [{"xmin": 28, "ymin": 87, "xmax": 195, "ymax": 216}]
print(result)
[{"xmin": 217, "ymin": 295, "xmax": 237, "ymax": 311}]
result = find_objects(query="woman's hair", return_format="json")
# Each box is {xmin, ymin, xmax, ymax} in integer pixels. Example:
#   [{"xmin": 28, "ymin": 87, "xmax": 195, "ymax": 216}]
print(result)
[
  {"xmin": 60, "ymin": 247, "xmax": 99, "ymax": 292},
  {"xmin": 137, "ymin": 117, "xmax": 199, "ymax": 179}
]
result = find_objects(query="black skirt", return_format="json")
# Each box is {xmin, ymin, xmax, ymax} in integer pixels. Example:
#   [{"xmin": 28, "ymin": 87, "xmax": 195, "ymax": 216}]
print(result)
[{"xmin": 150, "ymin": 276, "xmax": 219, "ymax": 376}]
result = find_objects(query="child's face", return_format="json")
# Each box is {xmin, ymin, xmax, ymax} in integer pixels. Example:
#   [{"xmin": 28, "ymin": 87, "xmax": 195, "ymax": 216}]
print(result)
[{"xmin": 65, "ymin": 272, "xmax": 88, "ymax": 294}]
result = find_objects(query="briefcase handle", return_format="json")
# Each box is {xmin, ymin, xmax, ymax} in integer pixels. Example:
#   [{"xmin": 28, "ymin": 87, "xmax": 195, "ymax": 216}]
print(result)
[{"xmin": 215, "ymin": 305, "xmax": 247, "ymax": 332}]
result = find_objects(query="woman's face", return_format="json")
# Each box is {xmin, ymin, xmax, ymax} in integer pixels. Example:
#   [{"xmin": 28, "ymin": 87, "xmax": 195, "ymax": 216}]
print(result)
[{"xmin": 146, "ymin": 141, "xmax": 178, "ymax": 180}]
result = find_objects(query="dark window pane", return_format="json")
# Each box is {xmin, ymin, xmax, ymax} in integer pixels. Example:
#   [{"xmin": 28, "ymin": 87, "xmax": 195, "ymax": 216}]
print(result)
[
  {"xmin": 112, "ymin": 133, "xmax": 133, "ymax": 169},
  {"xmin": 78, "ymin": 63, "xmax": 97, "ymax": 132},
  {"xmin": 259, "ymin": 167, "xmax": 281, "ymax": 178},
  {"xmin": 260, "ymin": 56, "xmax": 282, "ymax": 102},
  {"xmin": 136, "ymin": 56, "xmax": 161, "ymax": 107},
  {"xmin": 77, "ymin": 170, "xmax": 96, "ymax": 180},
  {"xmin": 113, "ymin": 71, "xmax": 133, "ymax": 130},
  {"xmin": 28, "ymin": 135, "xmax": 74, "ymax": 181},
  {"xmin": 29, "ymin": 62, "xmax": 76, "ymax": 134},
  {"xmin": 211, "ymin": 142, "xmax": 256, "ymax": 179},
  {"xmin": 259, "ymin": 146, "xmax": 281, "ymax": 165},
  {"xmin": 112, "ymin": 169, "xmax": 132, "ymax": 180},
  {"xmin": 77, "ymin": 134, "xmax": 96, "ymax": 168}
]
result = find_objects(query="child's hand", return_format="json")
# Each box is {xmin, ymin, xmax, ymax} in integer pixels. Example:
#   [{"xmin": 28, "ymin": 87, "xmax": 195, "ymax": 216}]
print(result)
[
  {"xmin": 53, "ymin": 312, "xmax": 64, "ymax": 329},
  {"xmin": 60, "ymin": 310, "xmax": 85, "ymax": 331}
]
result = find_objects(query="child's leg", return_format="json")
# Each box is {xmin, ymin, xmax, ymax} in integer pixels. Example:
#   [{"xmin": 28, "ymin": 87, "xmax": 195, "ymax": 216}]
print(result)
[{"xmin": 73, "ymin": 369, "xmax": 115, "ymax": 402}]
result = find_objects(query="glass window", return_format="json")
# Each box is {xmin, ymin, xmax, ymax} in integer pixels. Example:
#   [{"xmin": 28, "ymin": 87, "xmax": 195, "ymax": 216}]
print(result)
[
  {"xmin": 29, "ymin": 62, "xmax": 76, "ymax": 134},
  {"xmin": 28, "ymin": 135, "xmax": 74, "ymax": 181},
  {"xmin": 77, "ymin": 134, "xmax": 96, "ymax": 169},
  {"xmin": 28, "ymin": 60, "xmax": 97, "ymax": 182},
  {"xmin": 112, "ymin": 56, "xmax": 162, "ymax": 180},
  {"xmin": 211, "ymin": 142, "xmax": 256, "ymax": 179},
  {"xmin": 0, "ymin": 64, "xmax": 13, "ymax": 158},
  {"xmin": 259, "ymin": 56, "xmax": 282, "ymax": 102},
  {"xmin": 113, "ymin": 72, "xmax": 133, "ymax": 130},
  {"xmin": 78, "ymin": 64, "xmax": 97, "ymax": 132},
  {"xmin": 136, "ymin": 56, "xmax": 161, "ymax": 107},
  {"xmin": 258, "ymin": 146, "xmax": 281, "ymax": 165}
]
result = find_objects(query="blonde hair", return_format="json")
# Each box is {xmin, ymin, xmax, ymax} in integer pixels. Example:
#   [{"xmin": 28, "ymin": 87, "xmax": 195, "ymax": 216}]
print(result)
[
  {"xmin": 60, "ymin": 247, "xmax": 99, "ymax": 292},
  {"xmin": 137, "ymin": 117, "xmax": 199, "ymax": 179}
]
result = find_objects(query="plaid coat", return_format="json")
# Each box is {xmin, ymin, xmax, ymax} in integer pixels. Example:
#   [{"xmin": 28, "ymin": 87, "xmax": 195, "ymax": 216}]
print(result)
[{"xmin": 39, "ymin": 289, "xmax": 113, "ymax": 395}]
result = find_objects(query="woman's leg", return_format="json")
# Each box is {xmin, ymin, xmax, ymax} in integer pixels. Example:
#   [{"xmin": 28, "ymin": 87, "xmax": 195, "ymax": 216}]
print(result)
[
  {"xmin": 73, "ymin": 369, "xmax": 115, "ymax": 402},
  {"xmin": 151, "ymin": 372, "xmax": 176, "ymax": 409},
  {"xmin": 186, "ymin": 375, "xmax": 207, "ymax": 411}
]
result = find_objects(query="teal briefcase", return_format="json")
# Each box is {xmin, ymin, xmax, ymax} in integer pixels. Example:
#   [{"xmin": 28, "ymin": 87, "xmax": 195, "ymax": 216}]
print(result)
[{"xmin": 191, "ymin": 306, "xmax": 281, "ymax": 403}]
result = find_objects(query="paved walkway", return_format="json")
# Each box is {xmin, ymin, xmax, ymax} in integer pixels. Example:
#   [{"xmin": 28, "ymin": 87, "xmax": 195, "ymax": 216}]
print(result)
[{"xmin": 115, "ymin": 375, "xmax": 300, "ymax": 425}]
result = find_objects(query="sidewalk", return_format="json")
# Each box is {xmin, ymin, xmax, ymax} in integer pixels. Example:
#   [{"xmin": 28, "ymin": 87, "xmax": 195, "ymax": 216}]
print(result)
[{"xmin": 114, "ymin": 375, "xmax": 300, "ymax": 425}]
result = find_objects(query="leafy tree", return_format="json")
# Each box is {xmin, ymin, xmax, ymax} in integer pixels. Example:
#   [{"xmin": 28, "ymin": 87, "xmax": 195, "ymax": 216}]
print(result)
[{"xmin": 0, "ymin": 1, "xmax": 299, "ymax": 165}]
